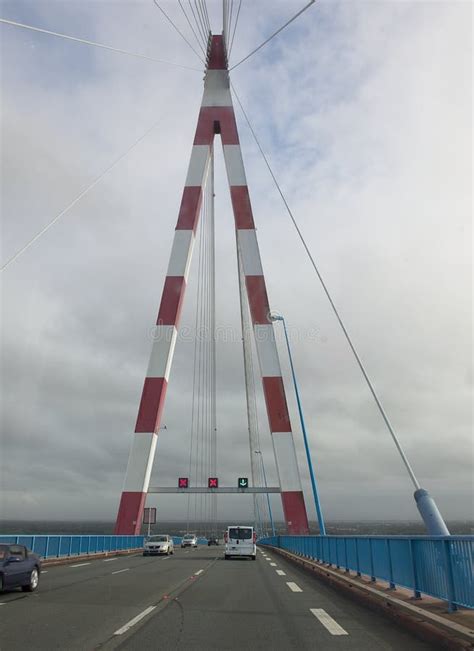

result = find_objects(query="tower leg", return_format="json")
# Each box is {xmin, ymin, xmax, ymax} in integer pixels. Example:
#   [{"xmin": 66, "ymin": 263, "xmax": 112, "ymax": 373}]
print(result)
[{"xmin": 114, "ymin": 129, "xmax": 212, "ymax": 536}]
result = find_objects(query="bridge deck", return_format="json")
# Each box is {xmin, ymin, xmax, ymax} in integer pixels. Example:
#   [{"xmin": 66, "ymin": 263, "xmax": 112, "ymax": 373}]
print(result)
[{"xmin": 0, "ymin": 546, "xmax": 433, "ymax": 649}]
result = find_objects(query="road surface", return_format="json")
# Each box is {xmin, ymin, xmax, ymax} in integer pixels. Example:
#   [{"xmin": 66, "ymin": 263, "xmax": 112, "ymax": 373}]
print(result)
[{"xmin": 0, "ymin": 545, "xmax": 434, "ymax": 649}]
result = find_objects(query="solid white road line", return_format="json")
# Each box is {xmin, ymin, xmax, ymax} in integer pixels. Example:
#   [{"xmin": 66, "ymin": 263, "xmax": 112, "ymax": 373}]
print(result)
[
  {"xmin": 112, "ymin": 568, "xmax": 130, "ymax": 575},
  {"xmin": 103, "ymin": 558, "xmax": 118, "ymax": 562},
  {"xmin": 270, "ymin": 562, "xmax": 277, "ymax": 566},
  {"xmin": 276, "ymin": 570, "xmax": 286, "ymax": 576},
  {"xmin": 195, "ymin": 569, "xmax": 204, "ymax": 575},
  {"xmin": 286, "ymin": 582, "xmax": 303, "ymax": 592},
  {"xmin": 114, "ymin": 606, "xmax": 156, "ymax": 635},
  {"xmin": 70, "ymin": 563, "xmax": 91, "ymax": 568},
  {"xmin": 310, "ymin": 609, "xmax": 348, "ymax": 636}
]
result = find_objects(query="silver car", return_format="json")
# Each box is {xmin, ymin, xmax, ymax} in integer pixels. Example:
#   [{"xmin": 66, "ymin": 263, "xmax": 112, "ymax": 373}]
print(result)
[
  {"xmin": 181, "ymin": 534, "xmax": 198, "ymax": 548},
  {"xmin": 143, "ymin": 535, "xmax": 174, "ymax": 556}
]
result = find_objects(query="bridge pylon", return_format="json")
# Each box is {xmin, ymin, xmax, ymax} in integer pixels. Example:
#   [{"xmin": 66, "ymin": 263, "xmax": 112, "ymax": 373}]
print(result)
[{"xmin": 114, "ymin": 34, "xmax": 310, "ymax": 536}]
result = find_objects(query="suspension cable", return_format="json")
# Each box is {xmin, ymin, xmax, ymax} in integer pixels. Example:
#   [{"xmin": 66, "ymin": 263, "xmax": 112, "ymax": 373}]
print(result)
[
  {"xmin": 194, "ymin": 1, "xmax": 210, "ymax": 43},
  {"xmin": 204, "ymin": 175, "xmax": 211, "ymax": 534},
  {"xmin": 209, "ymin": 147, "xmax": 217, "ymax": 534},
  {"xmin": 187, "ymin": 154, "xmax": 216, "ymax": 536},
  {"xmin": 178, "ymin": 1, "xmax": 207, "ymax": 56},
  {"xmin": 200, "ymin": 0, "xmax": 212, "ymax": 35},
  {"xmin": 152, "ymin": 0, "xmax": 206, "ymax": 64},
  {"xmin": 1, "ymin": 119, "xmax": 165, "ymax": 272},
  {"xmin": 228, "ymin": 1, "xmax": 235, "ymax": 50},
  {"xmin": 187, "ymin": 182, "xmax": 205, "ymax": 532},
  {"xmin": 223, "ymin": 0, "xmax": 228, "ymax": 49},
  {"xmin": 231, "ymin": 83, "xmax": 421, "ymax": 491},
  {"xmin": 230, "ymin": 0, "xmax": 316, "ymax": 71},
  {"xmin": 0, "ymin": 18, "xmax": 201, "ymax": 71},
  {"xmin": 228, "ymin": 0, "xmax": 242, "ymax": 59},
  {"xmin": 227, "ymin": 0, "xmax": 234, "ymax": 48},
  {"xmin": 194, "ymin": 181, "xmax": 206, "ymax": 528},
  {"xmin": 188, "ymin": 1, "xmax": 208, "ymax": 49}
]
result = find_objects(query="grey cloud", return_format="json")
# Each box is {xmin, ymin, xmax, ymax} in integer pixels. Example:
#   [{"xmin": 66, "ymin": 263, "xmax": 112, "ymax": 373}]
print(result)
[{"xmin": 1, "ymin": 1, "xmax": 472, "ymax": 524}]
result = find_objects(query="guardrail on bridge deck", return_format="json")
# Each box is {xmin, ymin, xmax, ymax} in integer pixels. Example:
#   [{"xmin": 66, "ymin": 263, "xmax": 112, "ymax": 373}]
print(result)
[
  {"xmin": 259, "ymin": 534, "xmax": 474, "ymax": 612},
  {"xmin": 0, "ymin": 535, "xmax": 145, "ymax": 558}
]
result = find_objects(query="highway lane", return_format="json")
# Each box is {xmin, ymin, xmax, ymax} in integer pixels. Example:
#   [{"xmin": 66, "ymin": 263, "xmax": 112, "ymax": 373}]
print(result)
[
  {"xmin": 0, "ymin": 546, "xmax": 434, "ymax": 650},
  {"xmin": 0, "ymin": 546, "xmax": 215, "ymax": 650},
  {"xmin": 112, "ymin": 546, "xmax": 433, "ymax": 650}
]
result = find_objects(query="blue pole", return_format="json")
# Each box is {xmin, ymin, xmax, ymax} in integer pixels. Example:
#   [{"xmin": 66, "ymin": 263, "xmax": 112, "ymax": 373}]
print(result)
[
  {"xmin": 275, "ymin": 315, "xmax": 326, "ymax": 536},
  {"xmin": 257, "ymin": 451, "xmax": 275, "ymax": 536}
]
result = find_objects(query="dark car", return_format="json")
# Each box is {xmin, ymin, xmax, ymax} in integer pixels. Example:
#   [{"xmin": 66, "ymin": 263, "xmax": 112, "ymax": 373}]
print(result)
[
  {"xmin": 0, "ymin": 544, "xmax": 41, "ymax": 593},
  {"xmin": 207, "ymin": 537, "xmax": 219, "ymax": 546}
]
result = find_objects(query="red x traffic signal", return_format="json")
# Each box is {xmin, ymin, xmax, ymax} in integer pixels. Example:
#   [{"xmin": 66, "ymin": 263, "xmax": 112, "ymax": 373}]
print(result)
[
  {"xmin": 208, "ymin": 477, "xmax": 218, "ymax": 488},
  {"xmin": 178, "ymin": 477, "xmax": 189, "ymax": 488}
]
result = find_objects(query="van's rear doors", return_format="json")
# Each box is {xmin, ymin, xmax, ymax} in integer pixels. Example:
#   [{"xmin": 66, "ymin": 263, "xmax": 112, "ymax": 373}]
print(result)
[{"xmin": 226, "ymin": 526, "xmax": 255, "ymax": 556}]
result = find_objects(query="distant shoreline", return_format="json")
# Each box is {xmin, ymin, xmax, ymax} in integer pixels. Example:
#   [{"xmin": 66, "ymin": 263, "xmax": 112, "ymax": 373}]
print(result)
[{"xmin": 1, "ymin": 519, "xmax": 472, "ymax": 536}]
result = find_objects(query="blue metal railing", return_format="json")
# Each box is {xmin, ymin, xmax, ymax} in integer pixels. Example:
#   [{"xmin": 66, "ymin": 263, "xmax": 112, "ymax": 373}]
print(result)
[
  {"xmin": 0, "ymin": 535, "xmax": 144, "ymax": 559},
  {"xmin": 259, "ymin": 535, "xmax": 474, "ymax": 611}
]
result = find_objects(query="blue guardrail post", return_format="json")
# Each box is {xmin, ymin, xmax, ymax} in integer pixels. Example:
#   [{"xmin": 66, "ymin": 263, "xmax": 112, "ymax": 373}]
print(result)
[{"xmin": 443, "ymin": 539, "xmax": 458, "ymax": 612}]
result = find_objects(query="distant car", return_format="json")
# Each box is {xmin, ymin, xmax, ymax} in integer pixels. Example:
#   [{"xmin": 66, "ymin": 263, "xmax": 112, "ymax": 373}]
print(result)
[
  {"xmin": 143, "ymin": 535, "xmax": 174, "ymax": 556},
  {"xmin": 0, "ymin": 544, "xmax": 41, "ymax": 592},
  {"xmin": 181, "ymin": 534, "xmax": 198, "ymax": 548},
  {"xmin": 207, "ymin": 537, "xmax": 219, "ymax": 546}
]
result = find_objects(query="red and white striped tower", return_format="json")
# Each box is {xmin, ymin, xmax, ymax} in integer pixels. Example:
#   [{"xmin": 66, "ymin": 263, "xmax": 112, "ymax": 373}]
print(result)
[{"xmin": 115, "ymin": 35, "xmax": 309, "ymax": 535}]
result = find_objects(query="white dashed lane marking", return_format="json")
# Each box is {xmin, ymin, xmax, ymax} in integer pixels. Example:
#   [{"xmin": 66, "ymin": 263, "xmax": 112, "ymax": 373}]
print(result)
[
  {"xmin": 103, "ymin": 558, "xmax": 118, "ymax": 562},
  {"xmin": 195, "ymin": 569, "xmax": 204, "ymax": 575},
  {"xmin": 310, "ymin": 609, "xmax": 348, "ymax": 636},
  {"xmin": 112, "ymin": 568, "xmax": 130, "ymax": 575},
  {"xmin": 70, "ymin": 563, "xmax": 91, "ymax": 568},
  {"xmin": 270, "ymin": 563, "xmax": 277, "ymax": 566},
  {"xmin": 276, "ymin": 570, "xmax": 286, "ymax": 576},
  {"xmin": 286, "ymin": 582, "xmax": 302, "ymax": 592},
  {"xmin": 114, "ymin": 606, "xmax": 156, "ymax": 635}
]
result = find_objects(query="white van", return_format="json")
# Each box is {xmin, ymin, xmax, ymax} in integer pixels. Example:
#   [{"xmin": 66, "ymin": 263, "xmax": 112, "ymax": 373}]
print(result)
[{"xmin": 224, "ymin": 526, "xmax": 256, "ymax": 560}]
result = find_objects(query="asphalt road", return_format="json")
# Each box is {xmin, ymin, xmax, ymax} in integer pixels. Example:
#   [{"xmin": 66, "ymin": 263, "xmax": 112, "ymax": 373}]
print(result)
[{"xmin": 0, "ymin": 546, "xmax": 434, "ymax": 650}]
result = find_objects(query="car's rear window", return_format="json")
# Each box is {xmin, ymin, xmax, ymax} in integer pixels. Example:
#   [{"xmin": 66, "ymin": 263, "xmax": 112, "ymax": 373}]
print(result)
[{"xmin": 228, "ymin": 527, "xmax": 252, "ymax": 540}]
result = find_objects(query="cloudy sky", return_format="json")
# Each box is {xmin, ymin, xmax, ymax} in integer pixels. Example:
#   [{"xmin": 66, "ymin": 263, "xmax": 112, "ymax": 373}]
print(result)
[{"xmin": 1, "ymin": 0, "xmax": 472, "ymax": 527}]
